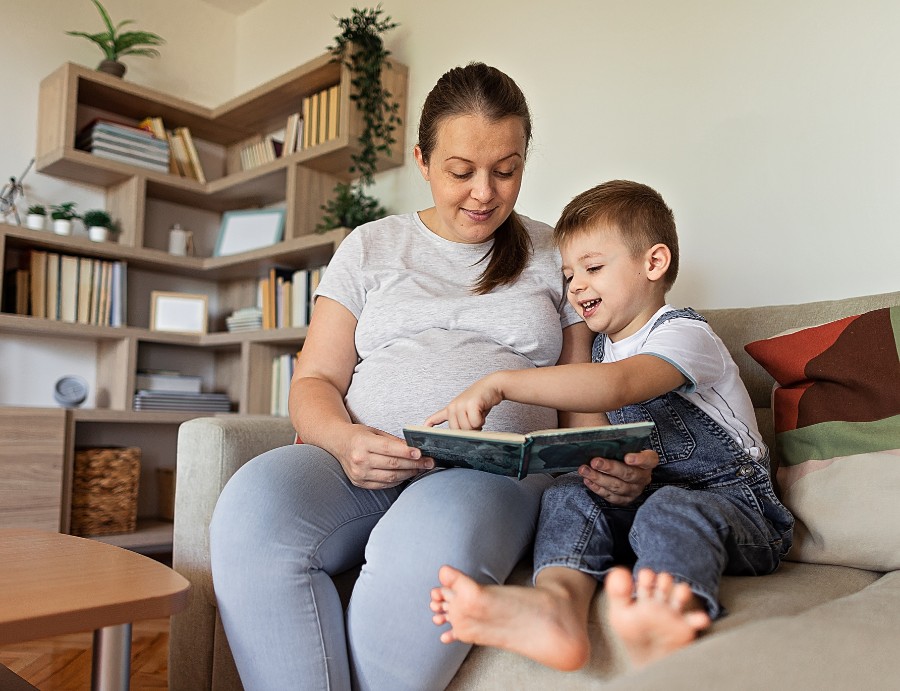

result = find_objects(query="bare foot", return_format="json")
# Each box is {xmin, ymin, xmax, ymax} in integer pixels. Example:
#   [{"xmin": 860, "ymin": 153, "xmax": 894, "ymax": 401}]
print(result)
[
  {"xmin": 430, "ymin": 565, "xmax": 593, "ymax": 671},
  {"xmin": 606, "ymin": 567, "xmax": 712, "ymax": 668}
]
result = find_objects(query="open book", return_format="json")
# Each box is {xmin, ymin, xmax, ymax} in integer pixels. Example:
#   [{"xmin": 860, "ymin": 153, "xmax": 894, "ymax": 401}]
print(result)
[{"xmin": 403, "ymin": 421, "xmax": 655, "ymax": 480}]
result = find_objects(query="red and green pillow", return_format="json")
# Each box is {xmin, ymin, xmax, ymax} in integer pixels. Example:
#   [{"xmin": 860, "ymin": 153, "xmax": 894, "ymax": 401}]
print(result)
[{"xmin": 745, "ymin": 306, "xmax": 900, "ymax": 571}]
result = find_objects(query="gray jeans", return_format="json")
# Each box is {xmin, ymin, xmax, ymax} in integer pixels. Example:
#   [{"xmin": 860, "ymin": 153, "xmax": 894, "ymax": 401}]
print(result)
[{"xmin": 209, "ymin": 444, "xmax": 550, "ymax": 691}]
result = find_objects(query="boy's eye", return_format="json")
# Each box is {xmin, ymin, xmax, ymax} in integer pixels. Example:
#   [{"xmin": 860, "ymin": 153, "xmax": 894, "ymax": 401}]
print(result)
[
  {"xmin": 563, "ymin": 274, "xmax": 573, "ymax": 284},
  {"xmin": 587, "ymin": 265, "xmax": 603, "ymax": 273}
]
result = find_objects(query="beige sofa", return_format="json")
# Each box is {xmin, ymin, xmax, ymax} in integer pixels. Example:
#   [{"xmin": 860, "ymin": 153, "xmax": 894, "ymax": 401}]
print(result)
[{"xmin": 170, "ymin": 290, "xmax": 900, "ymax": 690}]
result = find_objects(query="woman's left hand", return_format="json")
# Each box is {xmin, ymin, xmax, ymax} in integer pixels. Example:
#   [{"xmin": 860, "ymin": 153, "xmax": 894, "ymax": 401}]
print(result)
[{"xmin": 579, "ymin": 449, "xmax": 658, "ymax": 505}]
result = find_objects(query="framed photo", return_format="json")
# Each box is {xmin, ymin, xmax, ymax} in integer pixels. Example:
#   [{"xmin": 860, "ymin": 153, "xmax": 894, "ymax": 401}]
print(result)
[
  {"xmin": 214, "ymin": 208, "xmax": 285, "ymax": 257},
  {"xmin": 150, "ymin": 291, "xmax": 208, "ymax": 335}
]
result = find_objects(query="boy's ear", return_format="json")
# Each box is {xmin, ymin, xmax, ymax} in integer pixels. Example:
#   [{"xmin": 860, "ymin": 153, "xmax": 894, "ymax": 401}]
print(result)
[{"xmin": 645, "ymin": 243, "xmax": 671, "ymax": 283}]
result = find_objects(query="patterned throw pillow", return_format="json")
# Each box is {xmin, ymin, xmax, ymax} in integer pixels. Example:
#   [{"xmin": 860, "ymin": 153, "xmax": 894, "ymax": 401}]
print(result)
[{"xmin": 744, "ymin": 306, "xmax": 900, "ymax": 571}]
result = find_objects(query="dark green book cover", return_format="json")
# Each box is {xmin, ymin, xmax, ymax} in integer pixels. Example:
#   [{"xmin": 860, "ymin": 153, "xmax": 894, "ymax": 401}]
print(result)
[{"xmin": 403, "ymin": 421, "xmax": 655, "ymax": 480}]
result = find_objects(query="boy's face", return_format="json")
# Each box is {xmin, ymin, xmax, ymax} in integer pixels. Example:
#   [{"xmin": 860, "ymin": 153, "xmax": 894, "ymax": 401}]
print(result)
[{"xmin": 560, "ymin": 223, "xmax": 667, "ymax": 342}]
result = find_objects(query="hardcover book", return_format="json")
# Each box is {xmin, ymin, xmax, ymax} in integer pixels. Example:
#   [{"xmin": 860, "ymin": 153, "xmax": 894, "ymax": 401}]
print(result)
[{"xmin": 403, "ymin": 421, "xmax": 655, "ymax": 480}]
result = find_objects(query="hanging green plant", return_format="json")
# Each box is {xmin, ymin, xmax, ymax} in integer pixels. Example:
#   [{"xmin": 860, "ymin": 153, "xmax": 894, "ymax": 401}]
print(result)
[{"xmin": 317, "ymin": 5, "xmax": 402, "ymax": 232}]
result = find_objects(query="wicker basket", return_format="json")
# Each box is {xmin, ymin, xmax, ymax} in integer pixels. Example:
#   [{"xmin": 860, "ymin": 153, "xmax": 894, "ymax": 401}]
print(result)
[{"xmin": 71, "ymin": 447, "xmax": 141, "ymax": 536}]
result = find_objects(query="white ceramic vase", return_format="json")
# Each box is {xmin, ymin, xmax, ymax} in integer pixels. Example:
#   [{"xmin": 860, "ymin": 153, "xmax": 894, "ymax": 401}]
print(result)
[
  {"xmin": 52, "ymin": 219, "xmax": 73, "ymax": 236},
  {"xmin": 88, "ymin": 225, "xmax": 108, "ymax": 242},
  {"xmin": 26, "ymin": 214, "xmax": 47, "ymax": 230}
]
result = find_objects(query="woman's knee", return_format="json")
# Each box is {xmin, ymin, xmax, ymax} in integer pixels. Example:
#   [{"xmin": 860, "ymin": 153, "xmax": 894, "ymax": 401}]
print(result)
[{"xmin": 366, "ymin": 470, "xmax": 546, "ymax": 581}]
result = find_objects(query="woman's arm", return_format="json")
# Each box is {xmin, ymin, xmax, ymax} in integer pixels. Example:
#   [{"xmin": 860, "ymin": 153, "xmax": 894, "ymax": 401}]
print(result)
[{"xmin": 290, "ymin": 297, "xmax": 433, "ymax": 489}]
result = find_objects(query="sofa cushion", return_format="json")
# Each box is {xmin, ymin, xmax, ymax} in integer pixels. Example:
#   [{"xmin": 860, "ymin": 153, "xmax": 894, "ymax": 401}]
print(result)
[
  {"xmin": 744, "ymin": 307, "xmax": 900, "ymax": 571},
  {"xmin": 446, "ymin": 560, "xmax": 879, "ymax": 690}
]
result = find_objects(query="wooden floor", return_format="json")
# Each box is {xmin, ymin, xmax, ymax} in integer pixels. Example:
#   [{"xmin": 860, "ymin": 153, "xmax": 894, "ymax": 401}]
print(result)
[{"xmin": 0, "ymin": 617, "xmax": 170, "ymax": 690}]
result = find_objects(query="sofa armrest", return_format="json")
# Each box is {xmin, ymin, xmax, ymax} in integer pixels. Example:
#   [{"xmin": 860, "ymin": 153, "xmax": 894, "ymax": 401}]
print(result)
[{"xmin": 170, "ymin": 415, "xmax": 296, "ymax": 691}]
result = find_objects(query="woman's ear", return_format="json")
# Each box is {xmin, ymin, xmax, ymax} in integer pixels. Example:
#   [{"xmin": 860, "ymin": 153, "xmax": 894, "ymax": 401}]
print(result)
[
  {"xmin": 645, "ymin": 243, "xmax": 672, "ymax": 283},
  {"xmin": 414, "ymin": 145, "xmax": 430, "ymax": 181}
]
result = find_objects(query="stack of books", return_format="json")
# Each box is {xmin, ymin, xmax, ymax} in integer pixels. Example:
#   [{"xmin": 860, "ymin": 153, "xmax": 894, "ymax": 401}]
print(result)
[
  {"xmin": 76, "ymin": 119, "xmax": 169, "ymax": 173},
  {"xmin": 133, "ymin": 390, "xmax": 232, "ymax": 412},
  {"xmin": 135, "ymin": 370, "xmax": 202, "ymax": 394},
  {"xmin": 225, "ymin": 306, "xmax": 263, "ymax": 332},
  {"xmin": 133, "ymin": 368, "xmax": 231, "ymax": 412}
]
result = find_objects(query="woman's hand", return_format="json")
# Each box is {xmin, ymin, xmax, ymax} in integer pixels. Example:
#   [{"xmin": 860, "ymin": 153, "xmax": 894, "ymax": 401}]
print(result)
[
  {"xmin": 337, "ymin": 424, "xmax": 435, "ymax": 490},
  {"xmin": 579, "ymin": 449, "xmax": 658, "ymax": 505}
]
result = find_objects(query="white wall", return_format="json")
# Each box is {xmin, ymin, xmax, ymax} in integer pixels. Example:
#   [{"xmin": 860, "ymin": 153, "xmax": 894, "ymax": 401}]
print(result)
[
  {"xmin": 236, "ymin": 0, "xmax": 900, "ymax": 309},
  {"xmin": 2, "ymin": 0, "xmax": 898, "ymax": 405}
]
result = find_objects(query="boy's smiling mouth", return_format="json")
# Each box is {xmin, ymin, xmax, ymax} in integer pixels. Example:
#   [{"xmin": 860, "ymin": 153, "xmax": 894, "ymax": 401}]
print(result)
[{"xmin": 580, "ymin": 298, "xmax": 601, "ymax": 316}]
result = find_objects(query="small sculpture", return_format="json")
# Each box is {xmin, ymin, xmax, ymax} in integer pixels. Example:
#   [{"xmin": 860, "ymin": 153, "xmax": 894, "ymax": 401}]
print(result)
[{"xmin": 0, "ymin": 159, "xmax": 34, "ymax": 225}]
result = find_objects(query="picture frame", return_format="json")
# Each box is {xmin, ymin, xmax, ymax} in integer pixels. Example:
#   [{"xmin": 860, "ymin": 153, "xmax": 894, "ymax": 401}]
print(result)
[
  {"xmin": 150, "ymin": 291, "xmax": 208, "ymax": 335},
  {"xmin": 213, "ymin": 208, "xmax": 286, "ymax": 257}
]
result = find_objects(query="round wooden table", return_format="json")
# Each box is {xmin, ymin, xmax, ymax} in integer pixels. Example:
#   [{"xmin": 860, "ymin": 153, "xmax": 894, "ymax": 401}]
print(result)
[{"xmin": 0, "ymin": 528, "xmax": 190, "ymax": 690}]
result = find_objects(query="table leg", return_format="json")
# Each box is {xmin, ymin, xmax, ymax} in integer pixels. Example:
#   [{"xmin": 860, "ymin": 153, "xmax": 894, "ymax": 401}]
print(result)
[{"xmin": 91, "ymin": 622, "xmax": 132, "ymax": 691}]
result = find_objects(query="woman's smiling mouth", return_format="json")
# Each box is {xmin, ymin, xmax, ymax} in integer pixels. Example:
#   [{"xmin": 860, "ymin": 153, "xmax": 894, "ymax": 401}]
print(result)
[{"xmin": 462, "ymin": 207, "xmax": 495, "ymax": 222}]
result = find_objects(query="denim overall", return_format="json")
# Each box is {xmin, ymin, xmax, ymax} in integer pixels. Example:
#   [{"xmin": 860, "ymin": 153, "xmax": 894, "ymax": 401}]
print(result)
[{"xmin": 533, "ymin": 309, "xmax": 794, "ymax": 617}]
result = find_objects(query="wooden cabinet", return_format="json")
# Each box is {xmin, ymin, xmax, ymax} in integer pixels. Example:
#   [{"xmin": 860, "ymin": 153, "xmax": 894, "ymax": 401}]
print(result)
[{"xmin": 0, "ymin": 52, "xmax": 407, "ymax": 550}]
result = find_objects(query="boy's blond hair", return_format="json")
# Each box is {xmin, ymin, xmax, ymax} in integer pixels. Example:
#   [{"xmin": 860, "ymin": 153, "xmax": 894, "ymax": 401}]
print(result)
[{"xmin": 554, "ymin": 180, "xmax": 679, "ymax": 289}]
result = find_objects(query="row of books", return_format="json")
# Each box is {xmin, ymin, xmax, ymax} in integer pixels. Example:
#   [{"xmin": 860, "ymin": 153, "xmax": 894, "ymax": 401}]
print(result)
[
  {"xmin": 139, "ymin": 117, "xmax": 207, "ymax": 183},
  {"xmin": 301, "ymin": 84, "xmax": 341, "ymax": 150},
  {"xmin": 5, "ymin": 250, "xmax": 126, "ymax": 326},
  {"xmin": 259, "ymin": 264, "xmax": 327, "ymax": 330},
  {"xmin": 270, "ymin": 352, "xmax": 297, "ymax": 417},
  {"xmin": 238, "ymin": 135, "xmax": 284, "ymax": 171}
]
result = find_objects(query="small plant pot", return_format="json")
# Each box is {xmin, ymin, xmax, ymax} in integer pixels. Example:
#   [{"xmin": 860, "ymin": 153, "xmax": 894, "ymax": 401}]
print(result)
[
  {"xmin": 53, "ymin": 219, "xmax": 73, "ymax": 236},
  {"xmin": 26, "ymin": 214, "xmax": 47, "ymax": 230},
  {"xmin": 88, "ymin": 226, "xmax": 109, "ymax": 242},
  {"xmin": 97, "ymin": 59, "xmax": 126, "ymax": 78}
]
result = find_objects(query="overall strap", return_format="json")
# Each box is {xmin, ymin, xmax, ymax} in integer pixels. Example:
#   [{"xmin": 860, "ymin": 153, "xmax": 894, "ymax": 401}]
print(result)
[{"xmin": 592, "ymin": 308, "xmax": 707, "ymax": 364}]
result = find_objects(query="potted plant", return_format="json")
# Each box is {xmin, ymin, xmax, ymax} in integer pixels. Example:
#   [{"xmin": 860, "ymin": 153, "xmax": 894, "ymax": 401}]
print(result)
[
  {"xmin": 26, "ymin": 204, "xmax": 47, "ymax": 231},
  {"xmin": 317, "ymin": 6, "xmax": 402, "ymax": 232},
  {"xmin": 66, "ymin": 0, "xmax": 165, "ymax": 78},
  {"xmin": 50, "ymin": 202, "xmax": 79, "ymax": 236},
  {"xmin": 82, "ymin": 209, "xmax": 117, "ymax": 242}
]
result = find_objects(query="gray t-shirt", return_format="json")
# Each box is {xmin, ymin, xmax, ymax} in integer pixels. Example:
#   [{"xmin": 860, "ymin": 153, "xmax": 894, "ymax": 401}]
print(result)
[{"xmin": 315, "ymin": 212, "xmax": 580, "ymax": 439}]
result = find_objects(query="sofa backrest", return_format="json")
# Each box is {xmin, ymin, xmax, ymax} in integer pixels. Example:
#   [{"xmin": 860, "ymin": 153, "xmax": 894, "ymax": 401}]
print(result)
[{"xmin": 700, "ymin": 291, "xmax": 900, "ymax": 460}]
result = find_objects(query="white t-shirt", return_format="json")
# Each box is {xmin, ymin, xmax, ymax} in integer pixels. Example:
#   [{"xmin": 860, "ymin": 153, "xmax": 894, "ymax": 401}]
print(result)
[
  {"xmin": 315, "ymin": 212, "xmax": 580, "ymax": 439},
  {"xmin": 602, "ymin": 305, "xmax": 766, "ymax": 459}
]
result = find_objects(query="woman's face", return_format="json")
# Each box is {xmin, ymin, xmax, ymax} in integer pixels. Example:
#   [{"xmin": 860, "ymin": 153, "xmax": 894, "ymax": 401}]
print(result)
[{"xmin": 415, "ymin": 114, "xmax": 526, "ymax": 244}]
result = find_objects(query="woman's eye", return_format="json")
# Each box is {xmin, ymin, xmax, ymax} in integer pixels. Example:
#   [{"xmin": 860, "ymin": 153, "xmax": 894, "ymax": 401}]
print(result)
[
  {"xmin": 449, "ymin": 171, "xmax": 472, "ymax": 180},
  {"xmin": 494, "ymin": 169, "xmax": 515, "ymax": 179}
]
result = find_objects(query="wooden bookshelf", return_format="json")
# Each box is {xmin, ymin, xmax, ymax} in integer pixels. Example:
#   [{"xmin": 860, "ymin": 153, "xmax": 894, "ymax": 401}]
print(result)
[{"xmin": 0, "ymin": 52, "xmax": 407, "ymax": 551}]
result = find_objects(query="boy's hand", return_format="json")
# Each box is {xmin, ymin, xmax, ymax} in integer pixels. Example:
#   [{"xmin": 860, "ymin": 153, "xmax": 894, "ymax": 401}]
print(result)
[
  {"xmin": 425, "ymin": 376, "xmax": 504, "ymax": 430},
  {"xmin": 579, "ymin": 449, "xmax": 658, "ymax": 505}
]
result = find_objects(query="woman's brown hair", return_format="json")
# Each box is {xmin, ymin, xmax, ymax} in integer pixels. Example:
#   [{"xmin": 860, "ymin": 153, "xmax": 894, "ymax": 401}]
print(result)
[{"xmin": 418, "ymin": 63, "xmax": 533, "ymax": 294}]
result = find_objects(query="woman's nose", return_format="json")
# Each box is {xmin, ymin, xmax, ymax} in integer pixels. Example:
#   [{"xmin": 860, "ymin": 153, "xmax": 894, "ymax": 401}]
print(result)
[{"xmin": 470, "ymin": 173, "xmax": 494, "ymax": 203}]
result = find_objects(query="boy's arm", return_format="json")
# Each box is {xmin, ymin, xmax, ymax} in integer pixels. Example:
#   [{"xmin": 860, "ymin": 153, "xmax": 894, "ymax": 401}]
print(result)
[
  {"xmin": 425, "ymin": 355, "xmax": 687, "ymax": 430},
  {"xmin": 556, "ymin": 321, "xmax": 605, "ymax": 428}
]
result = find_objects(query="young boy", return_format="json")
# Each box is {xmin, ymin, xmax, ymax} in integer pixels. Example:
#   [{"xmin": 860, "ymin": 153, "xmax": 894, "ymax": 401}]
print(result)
[{"xmin": 426, "ymin": 180, "xmax": 794, "ymax": 670}]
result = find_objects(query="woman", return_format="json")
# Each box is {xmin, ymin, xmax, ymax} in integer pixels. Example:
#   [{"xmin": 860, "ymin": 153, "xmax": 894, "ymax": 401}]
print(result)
[{"xmin": 210, "ymin": 63, "xmax": 657, "ymax": 691}]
